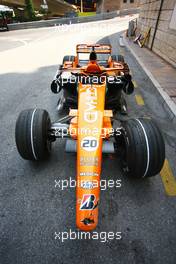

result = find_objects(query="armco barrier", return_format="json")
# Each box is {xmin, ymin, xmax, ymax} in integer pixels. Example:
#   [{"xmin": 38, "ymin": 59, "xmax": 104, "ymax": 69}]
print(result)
[{"xmin": 8, "ymin": 8, "xmax": 140, "ymax": 31}]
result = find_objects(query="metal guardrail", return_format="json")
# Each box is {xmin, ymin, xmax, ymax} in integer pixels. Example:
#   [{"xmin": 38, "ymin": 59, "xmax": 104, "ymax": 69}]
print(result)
[{"xmin": 8, "ymin": 8, "xmax": 140, "ymax": 31}]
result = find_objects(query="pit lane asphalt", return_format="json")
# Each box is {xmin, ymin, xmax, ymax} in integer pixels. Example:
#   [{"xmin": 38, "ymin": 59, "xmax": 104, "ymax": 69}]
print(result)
[{"xmin": 0, "ymin": 19, "xmax": 176, "ymax": 264}]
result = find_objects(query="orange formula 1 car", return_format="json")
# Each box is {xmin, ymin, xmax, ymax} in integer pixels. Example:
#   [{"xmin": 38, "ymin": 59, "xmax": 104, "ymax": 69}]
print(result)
[{"xmin": 15, "ymin": 44, "xmax": 165, "ymax": 231}]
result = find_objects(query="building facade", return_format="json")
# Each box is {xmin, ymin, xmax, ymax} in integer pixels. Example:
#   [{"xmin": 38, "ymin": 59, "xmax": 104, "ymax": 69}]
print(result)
[
  {"xmin": 138, "ymin": 0, "xmax": 176, "ymax": 67},
  {"xmin": 96, "ymin": 0, "xmax": 140, "ymax": 13}
]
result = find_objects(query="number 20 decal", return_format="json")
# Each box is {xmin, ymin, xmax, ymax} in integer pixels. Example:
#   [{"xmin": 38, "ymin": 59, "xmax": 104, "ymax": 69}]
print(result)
[{"xmin": 81, "ymin": 136, "xmax": 99, "ymax": 152}]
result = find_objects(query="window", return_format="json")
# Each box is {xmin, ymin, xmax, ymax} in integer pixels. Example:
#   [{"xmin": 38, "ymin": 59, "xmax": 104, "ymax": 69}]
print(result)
[
  {"xmin": 123, "ymin": 0, "xmax": 127, "ymax": 3},
  {"xmin": 130, "ymin": 0, "xmax": 134, "ymax": 3}
]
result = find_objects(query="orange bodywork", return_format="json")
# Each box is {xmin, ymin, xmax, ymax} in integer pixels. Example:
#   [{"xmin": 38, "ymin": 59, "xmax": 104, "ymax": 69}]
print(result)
[
  {"xmin": 76, "ymin": 44, "xmax": 112, "ymax": 54},
  {"xmin": 69, "ymin": 82, "xmax": 113, "ymax": 231},
  {"xmin": 65, "ymin": 43, "xmax": 129, "ymax": 231}
]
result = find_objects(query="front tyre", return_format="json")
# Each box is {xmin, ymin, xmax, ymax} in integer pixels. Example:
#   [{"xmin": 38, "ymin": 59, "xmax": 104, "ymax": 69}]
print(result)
[
  {"xmin": 15, "ymin": 109, "xmax": 51, "ymax": 161},
  {"xmin": 119, "ymin": 118, "xmax": 165, "ymax": 178}
]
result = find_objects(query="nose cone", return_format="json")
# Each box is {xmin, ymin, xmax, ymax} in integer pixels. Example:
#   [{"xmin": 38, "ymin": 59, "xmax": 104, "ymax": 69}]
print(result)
[{"xmin": 76, "ymin": 217, "xmax": 98, "ymax": 231}]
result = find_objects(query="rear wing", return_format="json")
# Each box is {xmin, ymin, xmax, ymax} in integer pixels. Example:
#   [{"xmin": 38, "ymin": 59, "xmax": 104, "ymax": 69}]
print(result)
[{"xmin": 76, "ymin": 44, "xmax": 112, "ymax": 54}]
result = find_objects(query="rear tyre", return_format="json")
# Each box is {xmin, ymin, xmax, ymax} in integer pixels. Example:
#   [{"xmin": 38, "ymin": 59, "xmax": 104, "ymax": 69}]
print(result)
[
  {"xmin": 63, "ymin": 55, "xmax": 75, "ymax": 64},
  {"xmin": 15, "ymin": 109, "xmax": 51, "ymax": 161},
  {"xmin": 119, "ymin": 118, "xmax": 165, "ymax": 178},
  {"xmin": 111, "ymin": 54, "xmax": 125, "ymax": 63},
  {"xmin": 123, "ymin": 75, "xmax": 134, "ymax": 95},
  {"xmin": 61, "ymin": 56, "xmax": 78, "ymax": 110}
]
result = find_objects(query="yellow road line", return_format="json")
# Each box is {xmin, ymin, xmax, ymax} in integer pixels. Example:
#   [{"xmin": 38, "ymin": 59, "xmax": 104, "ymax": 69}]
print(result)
[
  {"xmin": 135, "ymin": 94, "xmax": 145, "ymax": 106},
  {"xmin": 133, "ymin": 80, "xmax": 138, "ymax": 88},
  {"xmin": 119, "ymin": 48, "xmax": 125, "ymax": 56},
  {"xmin": 160, "ymin": 159, "xmax": 176, "ymax": 196},
  {"xmin": 143, "ymin": 116, "xmax": 151, "ymax": 119}
]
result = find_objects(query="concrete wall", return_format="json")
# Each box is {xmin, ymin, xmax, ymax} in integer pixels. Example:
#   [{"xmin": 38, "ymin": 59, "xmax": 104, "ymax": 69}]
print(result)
[
  {"xmin": 97, "ymin": 0, "xmax": 139, "ymax": 13},
  {"xmin": 8, "ymin": 8, "xmax": 140, "ymax": 30},
  {"xmin": 138, "ymin": 0, "xmax": 176, "ymax": 67}
]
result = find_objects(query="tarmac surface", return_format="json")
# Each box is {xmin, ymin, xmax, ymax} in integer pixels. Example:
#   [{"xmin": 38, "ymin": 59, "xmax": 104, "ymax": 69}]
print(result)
[{"xmin": 0, "ymin": 16, "xmax": 176, "ymax": 264}]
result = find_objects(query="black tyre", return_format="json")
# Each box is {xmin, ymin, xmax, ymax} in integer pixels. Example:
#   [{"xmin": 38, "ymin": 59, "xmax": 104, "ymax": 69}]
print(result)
[
  {"xmin": 63, "ymin": 55, "xmax": 75, "ymax": 64},
  {"xmin": 122, "ymin": 74, "xmax": 134, "ymax": 95},
  {"xmin": 119, "ymin": 118, "xmax": 165, "ymax": 178},
  {"xmin": 111, "ymin": 54, "xmax": 125, "ymax": 63},
  {"xmin": 51, "ymin": 65, "xmax": 62, "ymax": 94},
  {"xmin": 15, "ymin": 109, "xmax": 51, "ymax": 161},
  {"xmin": 61, "ymin": 56, "xmax": 78, "ymax": 109}
]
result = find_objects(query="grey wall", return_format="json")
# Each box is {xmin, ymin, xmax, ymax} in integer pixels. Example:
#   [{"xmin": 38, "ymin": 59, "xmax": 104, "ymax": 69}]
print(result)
[{"xmin": 138, "ymin": 0, "xmax": 176, "ymax": 67}]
